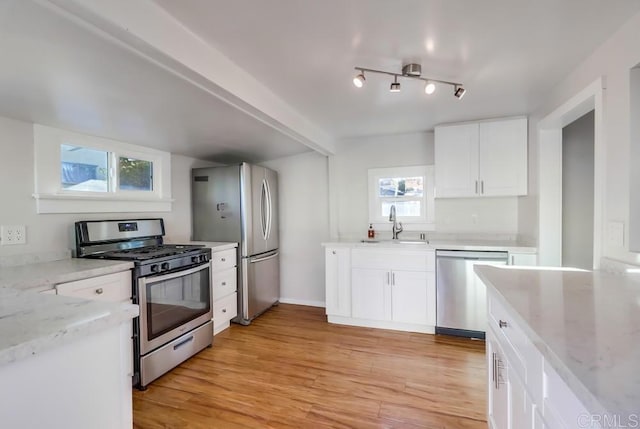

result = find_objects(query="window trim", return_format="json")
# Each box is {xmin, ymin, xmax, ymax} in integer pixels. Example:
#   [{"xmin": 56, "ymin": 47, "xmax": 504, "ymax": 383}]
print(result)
[
  {"xmin": 33, "ymin": 124, "xmax": 173, "ymax": 213},
  {"xmin": 367, "ymin": 165, "xmax": 435, "ymax": 230}
]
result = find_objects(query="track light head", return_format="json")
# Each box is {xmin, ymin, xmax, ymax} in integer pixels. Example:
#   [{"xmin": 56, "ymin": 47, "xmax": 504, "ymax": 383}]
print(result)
[
  {"xmin": 353, "ymin": 72, "xmax": 366, "ymax": 88},
  {"xmin": 390, "ymin": 76, "xmax": 401, "ymax": 93},
  {"xmin": 454, "ymin": 85, "xmax": 466, "ymax": 99},
  {"xmin": 424, "ymin": 82, "xmax": 436, "ymax": 95}
]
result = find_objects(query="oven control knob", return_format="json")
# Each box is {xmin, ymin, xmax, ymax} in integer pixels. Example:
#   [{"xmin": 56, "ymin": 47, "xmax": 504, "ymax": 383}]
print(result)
[
  {"xmin": 200, "ymin": 255, "xmax": 208, "ymax": 263},
  {"xmin": 161, "ymin": 262, "xmax": 170, "ymax": 271},
  {"xmin": 150, "ymin": 264, "xmax": 159, "ymax": 273},
  {"xmin": 191, "ymin": 256, "xmax": 199, "ymax": 263}
]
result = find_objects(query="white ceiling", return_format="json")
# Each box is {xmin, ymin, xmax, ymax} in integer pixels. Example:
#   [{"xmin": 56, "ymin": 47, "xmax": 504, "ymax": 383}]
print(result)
[
  {"xmin": 1, "ymin": 1, "xmax": 639, "ymax": 162},
  {"xmin": 154, "ymin": 0, "xmax": 640, "ymax": 138}
]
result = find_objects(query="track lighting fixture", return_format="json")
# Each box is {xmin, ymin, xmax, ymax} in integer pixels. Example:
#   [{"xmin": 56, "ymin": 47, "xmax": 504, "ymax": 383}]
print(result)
[
  {"xmin": 353, "ymin": 72, "xmax": 366, "ymax": 88},
  {"xmin": 352, "ymin": 63, "xmax": 465, "ymax": 99},
  {"xmin": 424, "ymin": 81, "xmax": 436, "ymax": 95},
  {"xmin": 390, "ymin": 76, "xmax": 401, "ymax": 93}
]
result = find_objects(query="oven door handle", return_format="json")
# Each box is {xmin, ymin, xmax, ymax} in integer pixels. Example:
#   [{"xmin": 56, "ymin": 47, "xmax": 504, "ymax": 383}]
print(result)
[{"xmin": 141, "ymin": 262, "xmax": 209, "ymax": 284}]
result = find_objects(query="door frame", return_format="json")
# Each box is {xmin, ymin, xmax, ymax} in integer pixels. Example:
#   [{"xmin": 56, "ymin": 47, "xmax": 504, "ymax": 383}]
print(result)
[{"xmin": 537, "ymin": 77, "xmax": 604, "ymax": 268}]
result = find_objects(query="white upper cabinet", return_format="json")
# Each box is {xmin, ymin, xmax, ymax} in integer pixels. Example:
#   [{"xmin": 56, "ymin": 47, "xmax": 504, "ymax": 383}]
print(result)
[{"xmin": 435, "ymin": 117, "xmax": 528, "ymax": 198}]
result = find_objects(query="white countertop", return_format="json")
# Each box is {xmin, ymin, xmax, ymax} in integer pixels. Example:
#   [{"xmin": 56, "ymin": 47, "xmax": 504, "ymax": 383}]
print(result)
[
  {"xmin": 322, "ymin": 239, "xmax": 536, "ymax": 253},
  {"xmin": 475, "ymin": 265, "xmax": 640, "ymax": 418},
  {"xmin": 0, "ymin": 258, "xmax": 138, "ymax": 367},
  {"xmin": 0, "ymin": 258, "xmax": 134, "ymax": 293}
]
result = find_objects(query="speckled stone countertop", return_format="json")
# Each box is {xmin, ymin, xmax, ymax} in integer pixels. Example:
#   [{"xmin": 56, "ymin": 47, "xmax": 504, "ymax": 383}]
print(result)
[
  {"xmin": 0, "ymin": 258, "xmax": 135, "ymax": 293},
  {"xmin": 0, "ymin": 258, "xmax": 137, "ymax": 366},
  {"xmin": 322, "ymin": 239, "xmax": 536, "ymax": 253},
  {"xmin": 475, "ymin": 266, "xmax": 640, "ymax": 419}
]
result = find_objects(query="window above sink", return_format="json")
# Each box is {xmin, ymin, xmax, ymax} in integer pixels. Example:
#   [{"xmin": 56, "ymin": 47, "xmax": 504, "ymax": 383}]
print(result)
[{"xmin": 368, "ymin": 165, "xmax": 435, "ymax": 230}]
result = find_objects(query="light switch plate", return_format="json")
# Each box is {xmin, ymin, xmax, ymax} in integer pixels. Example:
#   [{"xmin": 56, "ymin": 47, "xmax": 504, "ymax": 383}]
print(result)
[
  {"xmin": 1, "ymin": 225, "xmax": 26, "ymax": 245},
  {"xmin": 607, "ymin": 222, "xmax": 624, "ymax": 247}
]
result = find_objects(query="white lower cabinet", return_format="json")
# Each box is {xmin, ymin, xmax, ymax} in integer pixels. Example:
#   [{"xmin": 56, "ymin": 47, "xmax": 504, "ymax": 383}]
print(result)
[
  {"xmin": 210, "ymin": 247, "xmax": 238, "ymax": 335},
  {"xmin": 486, "ymin": 288, "xmax": 596, "ymax": 429},
  {"xmin": 325, "ymin": 247, "xmax": 435, "ymax": 333},
  {"xmin": 325, "ymin": 247, "xmax": 351, "ymax": 317},
  {"xmin": 52, "ymin": 269, "xmax": 134, "ymax": 429},
  {"xmin": 509, "ymin": 252, "xmax": 538, "ymax": 266}
]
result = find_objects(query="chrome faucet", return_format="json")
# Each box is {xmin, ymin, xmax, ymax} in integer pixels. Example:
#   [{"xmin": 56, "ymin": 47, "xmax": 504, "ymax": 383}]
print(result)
[{"xmin": 389, "ymin": 204, "xmax": 403, "ymax": 240}]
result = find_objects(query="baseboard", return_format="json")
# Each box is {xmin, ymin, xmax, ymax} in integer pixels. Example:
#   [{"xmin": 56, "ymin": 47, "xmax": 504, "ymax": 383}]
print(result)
[{"xmin": 278, "ymin": 298, "xmax": 326, "ymax": 308}]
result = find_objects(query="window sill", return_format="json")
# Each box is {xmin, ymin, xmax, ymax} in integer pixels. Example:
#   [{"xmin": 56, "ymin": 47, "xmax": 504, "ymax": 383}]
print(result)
[{"xmin": 32, "ymin": 193, "xmax": 174, "ymax": 214}]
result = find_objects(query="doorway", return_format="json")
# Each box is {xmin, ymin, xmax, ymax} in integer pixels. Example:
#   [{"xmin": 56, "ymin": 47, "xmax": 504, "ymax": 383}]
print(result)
[
  {"xmin": 538, "ymin": 78, "xmax": 604, "ymax": 268},
  {"xmin": 562, "ymin": 111, "xmax": 595, "ymax": 269}
]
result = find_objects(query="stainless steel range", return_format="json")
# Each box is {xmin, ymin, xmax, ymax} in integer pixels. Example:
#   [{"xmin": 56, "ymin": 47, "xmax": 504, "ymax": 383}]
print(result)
[{"xmin": 75, "ymin": 218, "xmax": 213, "ymax": 390}]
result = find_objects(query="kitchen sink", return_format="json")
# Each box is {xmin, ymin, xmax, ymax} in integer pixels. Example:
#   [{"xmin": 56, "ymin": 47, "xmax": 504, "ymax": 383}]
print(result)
[{"xmin": 359, "ymin": 239, "xmax": 429, "ymax": 245}]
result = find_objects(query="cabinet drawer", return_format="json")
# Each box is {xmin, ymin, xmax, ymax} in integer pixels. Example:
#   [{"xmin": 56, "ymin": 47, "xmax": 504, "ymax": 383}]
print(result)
[
  {"xmin": 211, "ymin": 249, "xmax": 236, "ymax": 271},
  {"xmin": 488, "ymin": 294, "xmax": 543, "ymax": 399},
  {"xmin": 56, "ymin": 271, "xmax": 131, "ymax": 303},
  {"xmin": 213, "ymin": 268, "xmax": 237, "ymax": 300},
  {"xmin": 352, "ymin": 249, "xmax": 434, "ymax": 272},
  {"xmin": 213, "ymin": 291, "xmax": 237, "ymax": 323}
]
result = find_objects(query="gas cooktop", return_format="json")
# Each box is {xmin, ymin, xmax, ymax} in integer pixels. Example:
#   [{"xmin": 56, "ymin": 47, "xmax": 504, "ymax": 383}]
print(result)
[{"xmin": 99, "ymin": 244, "xmax": 205, "ymax": 261}]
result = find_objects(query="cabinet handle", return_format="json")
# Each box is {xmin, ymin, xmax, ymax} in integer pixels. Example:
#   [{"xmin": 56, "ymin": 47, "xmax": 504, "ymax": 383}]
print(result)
[
  {"xmin": 499, "ymin": 319, "xmax": 508, "ymax": 328},
  {"xmin": 386, "ymin": 272, "xmax": 390, "ymax": 285},
  {"xmin": 221, "ymin": 258, "xmax": 226, "ymax": 262},
  {"xmin": 392, "ymin": 272, "xmax": 395, "ymax": 285},
  {"xmin": 510, "ymin": 255, "xmax": 514, "ymax": 265},
  {"xmin": 481, "ymin": 180, "xmax": 484, "ymax": 194},
  {"xmin": 222, "ymin": 282, "xmax": 227, "ymax": 286},
  {"xmin": 475, "ymin": 180, "xmax": 478, "ymax": 194},
  {"xmin": 492, "ymin": 352, "xmax": 497, "ymax": 388},
  {"xmin": 332, "ymin": 250, "xmax": 336, "ymax": 255},
  {"xmin": 95, "ymin": 288, "xmax": 104, "ymax": 295},
  {"xmin": 222, "ymin": 308, "xmax": 227, "ymax": 313}
]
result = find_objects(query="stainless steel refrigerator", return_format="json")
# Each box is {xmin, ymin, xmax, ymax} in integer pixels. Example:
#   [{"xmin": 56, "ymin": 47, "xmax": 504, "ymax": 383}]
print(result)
[{"xmin": 192, "ymin": 163, "xmax": 279, "ymax": 324}]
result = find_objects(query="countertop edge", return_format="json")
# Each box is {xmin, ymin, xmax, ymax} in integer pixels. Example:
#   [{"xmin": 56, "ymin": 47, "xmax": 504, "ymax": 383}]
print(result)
[
  {"xmin": 322, "ymin": 241, "xmax": 537, "ymax": 253},
  {"xmin": 0, "ymin": 299, "xmax": 139, "ymax": 367},
  {"xmin": 474, "ymin": 267, "xmax": 607, "ymax": 418}
]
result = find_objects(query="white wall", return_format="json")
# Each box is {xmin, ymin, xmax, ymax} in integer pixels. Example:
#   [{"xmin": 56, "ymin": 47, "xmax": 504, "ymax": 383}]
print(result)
[
  {"xmin": 0, "ymin": 115, "xmax": 214, "ymax": 257},
  {"xmin": 562, "ymin": 111, "xmax": 594, "ymax": 269},
  {"xmin": 262, "ymin": 151, "xmax": 329, "ymax": 307},
  {"xmin": 519, "ymin": 9, "xmax": 640, "ymax": 264},
  {"xmin": 329, "ymin": 131, "xmax": 520, "ymax": 240}
]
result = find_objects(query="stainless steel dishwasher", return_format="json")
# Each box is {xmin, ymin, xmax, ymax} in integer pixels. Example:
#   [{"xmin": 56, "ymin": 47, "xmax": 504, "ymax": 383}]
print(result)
[{"xmin": 435, "ymin": 250, "xmax": 509, "ymax": 339}]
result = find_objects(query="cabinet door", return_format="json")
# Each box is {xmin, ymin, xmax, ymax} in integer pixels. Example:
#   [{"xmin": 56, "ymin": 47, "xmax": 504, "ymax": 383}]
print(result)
[
  {"xmin": 391, "ymin": 270, "xmax": 430, "ymax": 325},
  {"xmin": 351, "ymin": 268, "xmax": 389, "ymax": 321},
  {"xmin": 479, "ymin": 118, "xmax": 528, "ymax": 196},
  {"xmin": 509, "ymin": 366, "xmax": 534, "ymax": 429},
  {"xmin": 325, "ymin": 248, "xmax": 351, "ymax": 317},
  {"xmin": 434, "ymin": 123, "xmax": 480, "ymax": 198},
  {"xmin": 487, "ymin": 330, "xmax": 509, "ymax": 429},
  {"xmin": 509, "ymin": 253, "xmax": 537, "ymax": 266}
]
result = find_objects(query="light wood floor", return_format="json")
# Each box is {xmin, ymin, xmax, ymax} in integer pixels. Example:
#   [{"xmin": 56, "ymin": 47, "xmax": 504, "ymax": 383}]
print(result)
[{"xmin": 133, "ymin": 304, "xmax": 487, "ymax": 428}]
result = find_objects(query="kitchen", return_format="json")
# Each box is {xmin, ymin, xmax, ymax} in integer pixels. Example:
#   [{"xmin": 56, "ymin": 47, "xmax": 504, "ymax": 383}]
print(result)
[{"xmin": 2, "ymin": 0, "xmax": 640, "ymax": 428}]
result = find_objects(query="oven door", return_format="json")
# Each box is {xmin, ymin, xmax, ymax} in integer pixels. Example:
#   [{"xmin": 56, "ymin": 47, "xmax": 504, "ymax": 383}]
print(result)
[{"xmin": 138, "ymin": 262, "xmax": 212, "ymax": 355}]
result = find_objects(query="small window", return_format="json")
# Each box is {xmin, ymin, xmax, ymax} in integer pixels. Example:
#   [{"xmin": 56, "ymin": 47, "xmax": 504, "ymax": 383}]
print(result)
[
  {"xmin": 368, "ymin": 165, "xmax": 435, "ymax": 228},
  {"xmin": 119, "ymin": 157, "xmax": 153, "ymax": 191},
  {"xmin": 61, "ymin": 145, "xmax": 109, "ymax": 192},
  {"xmin": 33, "ymin": 124, "xmax": 172, "ymax": 214}
]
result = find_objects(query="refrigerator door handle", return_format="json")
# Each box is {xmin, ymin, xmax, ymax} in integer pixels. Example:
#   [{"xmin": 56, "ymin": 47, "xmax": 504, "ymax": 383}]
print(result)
[
  {"xmin": 260, "ymin": 179, "xmax": 268, "ymax": 240},
  {"xmin": 265, "ymin": 178, "xmax": 272, "ymax": 241},
  {"xmin": 250, "ymin": 251, "xmax": 279, "ymax": 263}
]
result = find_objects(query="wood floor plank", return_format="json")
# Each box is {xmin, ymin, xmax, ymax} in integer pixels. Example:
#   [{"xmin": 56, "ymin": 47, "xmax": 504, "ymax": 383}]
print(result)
[{"xmin": 133, "ymin": 304, "xmax": 487, "ymax": 428}]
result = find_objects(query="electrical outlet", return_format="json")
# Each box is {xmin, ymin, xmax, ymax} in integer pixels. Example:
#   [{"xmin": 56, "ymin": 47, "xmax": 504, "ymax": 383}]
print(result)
[{"xmin": 1, "ymin": 225, "xmax": 26, "ymax": 245}]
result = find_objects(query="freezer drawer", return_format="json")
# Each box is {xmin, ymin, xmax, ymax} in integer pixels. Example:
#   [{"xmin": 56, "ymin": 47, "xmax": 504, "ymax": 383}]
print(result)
[{"xmin": 239, "ymin": 250, "xmax": 280, "ymax": 322}]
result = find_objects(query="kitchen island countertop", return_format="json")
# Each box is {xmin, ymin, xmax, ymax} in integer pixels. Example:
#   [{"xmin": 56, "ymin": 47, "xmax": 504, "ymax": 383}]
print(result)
[
  {"xmin": 475, "ymin": 265, "xmax": 640, "ymax": 419},
  {"xmin": 0, "ymin": 258, "xmax": 137, "ymax": 366}
]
